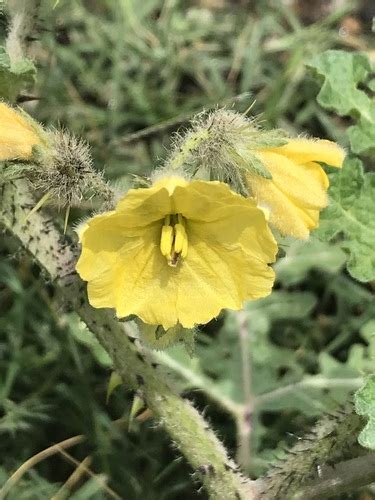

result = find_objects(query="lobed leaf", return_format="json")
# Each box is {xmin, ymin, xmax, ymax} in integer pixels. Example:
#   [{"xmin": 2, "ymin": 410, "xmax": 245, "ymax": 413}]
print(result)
[
  {"xmin": 0, "ymin": 47, "xmax": 36, "ymax": 102},
  {"xmin": 354, "ymin": 375, "xmax": 375, "ymax": 450},
  {"xmin": 309, "ymin": 50, "xmax": 375, "ymax": 155},
  {"xmin": 317, "ymin": 157, "xmax": 375, "ymax": 282}
]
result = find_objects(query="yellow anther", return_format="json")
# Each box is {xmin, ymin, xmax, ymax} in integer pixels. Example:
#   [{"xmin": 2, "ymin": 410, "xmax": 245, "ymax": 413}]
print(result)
[
  {"xmin": 160, "ymin": 214, "xmax": 188, "ymax": 265},
  {"xmin": 181, "ymin": 237, "xmax": 188, "ymax": 258},
  {"xmin": 174, "ymin": 223, "xmax": 187, "ymax": 254},
  {"xmin": 160, "ymin": 225, "xmax": 173, "ymax": 257}
]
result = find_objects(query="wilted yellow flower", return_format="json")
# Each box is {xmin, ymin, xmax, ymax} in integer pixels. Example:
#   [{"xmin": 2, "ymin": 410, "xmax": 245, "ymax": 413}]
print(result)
[
  {"xmin": 0, "ymin": 102, "xmax": 41, "ymax": 161},
  {"xmin": 76, "ymin": 176, "xmax": 277, "ymax": 329},
  {"xmin": 173, "ymin": 110, "xmax": 346, "ymax": 240},
  {"xmin": 246, "ymin": 138, "xmax": 345, "ymax": 239}
]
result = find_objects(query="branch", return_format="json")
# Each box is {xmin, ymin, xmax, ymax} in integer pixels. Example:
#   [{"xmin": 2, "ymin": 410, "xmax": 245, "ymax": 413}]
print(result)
[
  {"xmin": 261, "ymin": 405, "xmax": 365, "ymax": 498},
  {"xmin": 236, "ymin": 311, "xmax": 254, "ymax": 471},
  {"xmin": 292, "ymin": 453, "xmax": 375, "ymax": 500},
  {"xmin": 0, "ymin": 179, "xmax": 259, "ymax": 500},
  {"xmin": 5, "ymin": 0, "xmax": 41, "ymax": 63},
  {"xmin": 255, "ymin": 376, "xmax": 363, "ymax": 409}
]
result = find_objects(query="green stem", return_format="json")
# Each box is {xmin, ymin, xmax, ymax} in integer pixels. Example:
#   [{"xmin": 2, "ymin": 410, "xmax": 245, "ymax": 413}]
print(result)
[
  {"xmin": 262, "ymin": 405, "xmax": 365, "ymax": 498},
  {"xmin": 292, "ymin": 453, "xmax": 375, "ymax": 500},
  {"xmin": 0, "ymin": 179, "xmax": 258, "ymax": 500},
  {"xmin": 5, "ymin": 0, "xmax": 41, "ymax": 63}
]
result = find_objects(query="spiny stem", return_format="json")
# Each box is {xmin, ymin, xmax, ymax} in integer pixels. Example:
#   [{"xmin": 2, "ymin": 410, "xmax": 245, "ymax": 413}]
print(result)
[
  {"xmin": 262, "ymin": 405, "xmax": 365, "ymax": 499},
  {"xmin": 292, "ymin": 453, "xmax": 375, "ymax": 500},
  {"xmin": 0, "ymin": 179, "xmax": 259, "ymax": 500}
]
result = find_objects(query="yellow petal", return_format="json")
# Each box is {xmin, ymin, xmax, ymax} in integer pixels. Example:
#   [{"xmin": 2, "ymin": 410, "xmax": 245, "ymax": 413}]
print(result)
[
  {"xmin": 115, "ymin": 184, "xmax": 172, "ymax": 226},
  {"xmin": 246, "ymin": 151, "xmax": 332, "ymax": 239},
  {"xmin": 264, "ymin": 138, "xmax": 345, "ymax": 167},
  {"xmin": 247, "ymin": 175, "xmax": 319, "ymax": 239},
  {"xmin": 76, "ymin": 178, "xmax": 277, "ymax": 329},
  {"xmin": 256, "ymin": 152, "xmax": 328, "ymax": 210},
  {"xmin": 0, "ymin": 102, "xmax": 40, "ymax": 160},
  {"xmin": 111, "ymin": 220, "xmax": 275, "ymax": 329}
]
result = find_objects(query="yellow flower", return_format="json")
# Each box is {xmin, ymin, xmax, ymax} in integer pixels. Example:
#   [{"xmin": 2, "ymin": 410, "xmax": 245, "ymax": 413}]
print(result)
[
  {"xmin": 76, "ymin": 176, "xmax": 277, "ymax": 329},
  {"xmin": 246, "ymin": 138, "xmax": 345, "ymax": 239},
  {"xmin": 0, "ymin": 102, "xmax": 41, "ymax": 161}
]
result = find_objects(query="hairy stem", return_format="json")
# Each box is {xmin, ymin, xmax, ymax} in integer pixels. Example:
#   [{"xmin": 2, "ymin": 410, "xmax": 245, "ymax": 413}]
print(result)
[
  {"xmin": 5, "ymin": 0, "xmax": 41, "ymax": 63},
  {"xmin": 0, "ymin": 179, "xmax": 258, "ymax": 500},
  {"xmin": 292, "ymin": 453, "xmax": 375, "ymax": 499},
  {"xmin": 261, "ymin": 405, "xmax": 365, "ymax": 499}
]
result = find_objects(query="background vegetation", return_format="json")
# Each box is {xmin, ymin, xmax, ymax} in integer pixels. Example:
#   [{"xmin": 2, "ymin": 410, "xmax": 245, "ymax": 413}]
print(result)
[{"xmin": 0, "ymin": 0, "xmax": 374, "ymax": 498}]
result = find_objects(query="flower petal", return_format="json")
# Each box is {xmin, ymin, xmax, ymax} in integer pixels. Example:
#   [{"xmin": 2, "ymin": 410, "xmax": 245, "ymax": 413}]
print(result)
[
  {"xmin": 246, "ymin": 151, "xmax": 331, "ymax": 239},
  {"xmin": 246, "ymin": 174, "xmax": 320, "ymax": 239},
  {"xmin": 77, "ymin": 180, "xmax": 277, "ymax": 328},
  {"xmin": 263, "ymin": 138, "xmax": 345, "ymax": 167},
  {"xmin": 172, "ymin": 179, "xmax": 260, "ymax": 221},
  {"xmin": 115, "ymin": 184, "xmax": 172, "ymax": 226},
  {"xmin": 0, "ymin": 103, "xmax": 40, "ymax": 160},
  {"xmin": 110, "ymin": 224, "xmax": 275, "ymax": 329},
  {"xmin": 256, "ymin": 151, "xmax": 328, "ymax": 210}
]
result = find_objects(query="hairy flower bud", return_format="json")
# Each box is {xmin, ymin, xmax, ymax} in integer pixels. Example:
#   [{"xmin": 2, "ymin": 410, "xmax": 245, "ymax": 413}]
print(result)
[{"xmin": 167, "ymin": 109, "xmax": 287, "ymax": 194}]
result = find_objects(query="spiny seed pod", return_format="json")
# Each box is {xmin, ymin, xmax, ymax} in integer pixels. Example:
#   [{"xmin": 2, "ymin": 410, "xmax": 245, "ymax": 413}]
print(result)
[{"xmin": 30, "ymin": 129, "xmax": 100, "ymax": 208}]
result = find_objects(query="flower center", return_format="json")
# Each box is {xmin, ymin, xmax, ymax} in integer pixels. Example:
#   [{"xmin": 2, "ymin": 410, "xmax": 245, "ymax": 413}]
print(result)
[{"xmin": 159, "ymin": 213, "xmax": 188, "ymax": 267}]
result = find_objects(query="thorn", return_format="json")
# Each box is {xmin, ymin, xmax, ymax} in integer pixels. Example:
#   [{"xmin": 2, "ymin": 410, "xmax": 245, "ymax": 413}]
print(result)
[
  {"xmin": 17, "ymin": 94, "xmax": 42, "ymax": 103},
  {"xmin": 63, "ymin": 205, "xmax": 70, "ymax": 234},
  {"xmin": 23, "ymin": 191, "xmax": 51, "ymax": 223}
]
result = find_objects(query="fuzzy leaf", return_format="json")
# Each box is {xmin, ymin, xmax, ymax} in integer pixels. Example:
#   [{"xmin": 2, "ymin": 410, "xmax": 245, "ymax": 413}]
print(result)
[
  {"xmin": 0, "ymin": 47, "xmax": 36, "ymax": 102},
  {"xmin": 275, "ymin": 238, "xmax": 346, "ymax": 286},
  {"xmin": 317, "ymin": 157, "xmax": 375, "ymax": 282},
  {"xmin": 139, "ymin": 322, "xmax": 196, "ymax": 352},
  {"xmin": 354, "ymin": 375, "xmax": 375, "ymax": 450},
  {"xmin": 308, "ymin": 50, "xmax": 375, "ymax": 155},
  {"xmin": 0, "ymin": 161, "xmax": 34, "ymax": 183}
]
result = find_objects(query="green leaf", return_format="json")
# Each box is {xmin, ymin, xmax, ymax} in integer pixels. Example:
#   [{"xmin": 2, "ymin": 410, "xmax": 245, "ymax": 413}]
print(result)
[
  {"xmin": 354, "ymin": 375, "xmax": 375, "ymax": 450},
  {"xmin": 0, "ymin": 161, "xmax": 34, "ymax": 183},
  {"xmin": 0, "ymin": 46, "xmax": 36, "ymax": 102},
  {"xmin": 65, "ymin": 313, "xmax": 112, "ymax": 367},
  {"xmin": 106, "ymin": 371, "xmax": 123, "ymax": 403},
  {"xmin": 139, "ymin": 322, "xmax": 196, "ymax": 352},
  {"xmin": 308, "ymin": 50, "xmax": 375, "ymax": 155},
  {"xmin": 275, "ymin": 237, "xmax": 346, "ymax": 286},
  {"xmin": 317, "ymin": 157, "xmax": 375, "ymax": 282}
]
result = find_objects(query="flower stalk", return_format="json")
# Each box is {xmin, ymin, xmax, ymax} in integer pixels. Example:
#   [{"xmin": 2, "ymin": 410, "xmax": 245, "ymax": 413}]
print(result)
[{"xmin": 0, "ymin": 179, "xmax": 259, "ymax": 500}]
